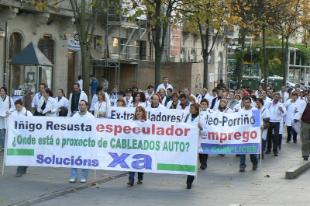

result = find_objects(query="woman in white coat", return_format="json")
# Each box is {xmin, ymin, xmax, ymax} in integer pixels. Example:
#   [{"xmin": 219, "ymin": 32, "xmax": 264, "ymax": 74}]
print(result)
[
  {"xmin": 37, "ymin": 88, "xmax": 58, "ymax": 117},
  {"xmin": 56, "ymin": 89, "xmax": 69, "ymax": 117},
  {"xmin": 94, "ymin": 91, "xmax": 110, "ymax": 118},
  {"xmin": 284, "ymin": 92, "xmax": 299, "ymax": 143},
  {"xmin": 0, "ymin": 86, "xmax": 14, "ymax": 150},
  {"xmin": 184, "ymin": 103, "xmax": 203, "ymax": 189}
]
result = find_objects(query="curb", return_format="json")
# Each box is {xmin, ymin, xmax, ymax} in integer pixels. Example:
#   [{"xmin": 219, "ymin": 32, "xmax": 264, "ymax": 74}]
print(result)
[
  {"xmin": 285, "ymin": 161, "xmax": 310, "ymax": 179},
  {"xmin": 8, "ymin": 172, "xmax": 128, "ymax": 206}
]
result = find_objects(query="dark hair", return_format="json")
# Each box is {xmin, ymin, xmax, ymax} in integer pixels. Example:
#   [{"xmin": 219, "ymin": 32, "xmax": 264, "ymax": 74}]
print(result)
[
  {"xmin": 45, "ymin": 88, "xmax": 53, "ymax": 97},
  {"xmin": 0, "ymin": 86, "xmax": 7, "ymax": 94},
  {"xmin": 147, "ymin": 85, "xmax": 154, "ymax": 89},
  {"xmin": 118, "ymin": 91, "xmax": 125, "ymax": 97},
  {"xmin": 179, "ymin": 94, "xmax": 187, "ymax": 99},
  {"xmin": 39, "ymin": 83, "xmax": 47, "ymax": 88},
  {"xmin": 190, "ymin": 103, "xmax": 200, "ymax": 115},
  {"xmin": 58, "ymin": 89, "xmax": 65, "ymax": 97},
  {"xmin": 171, "ymin": 92, "xmax": 179, "ymax": 98},
  {"xmin": 96, "ymin": 86, "xmax": 103, "ymax": 94},
  {"xmin": 78, "ymin": 75, "xmax": 82, "ymax": 80},
  {"xmin": 14, "ymin": 99, "xmax": 23, "ymax": 106},
  {"xmin": 167, "ymin": 88, "xmax": 173, "ymax": 93},
  {"xmin": 74, "ymin": 83, "xmax": 80, "ymax": 88},
  {"xmin": 242, "ymin": 96, "xmax": 252, "ymax": 102},
  {"xmin": 79, "ymin": 100, "xmax": 88, "ymax": 106},
  {"xmin": 200, "ymin": 99, "xmax": 209, "ymax": 106},
  {"xmin": 256, "ymin": 98, "xmax": 264, "ymax": 106},
  {"xmin": 139, "ymin": 92, "xmax": 146, "ymax": 102}
]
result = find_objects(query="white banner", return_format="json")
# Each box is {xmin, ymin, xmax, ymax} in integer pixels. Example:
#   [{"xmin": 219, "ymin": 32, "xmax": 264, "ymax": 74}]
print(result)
[
  {"xmin": 5, "ymin": 116, "xmax": 198, "ymax": 175},
  {"xmin": 199, "ymin": 109, "xmax": 261, "ymax": 154},
  {"xmin": 109, "ymin": 107, "xmax": 188, "ymax": 123}
]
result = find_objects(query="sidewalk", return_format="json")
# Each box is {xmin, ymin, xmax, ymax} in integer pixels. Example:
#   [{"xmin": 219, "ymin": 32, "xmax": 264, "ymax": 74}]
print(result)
[
  {"xmin": 0, "ymin": 141, "xmax": 308, "ymax": 206},
  {"xmin": 0, "ymin": 154, "xmax": 125, "ymax": 206}
]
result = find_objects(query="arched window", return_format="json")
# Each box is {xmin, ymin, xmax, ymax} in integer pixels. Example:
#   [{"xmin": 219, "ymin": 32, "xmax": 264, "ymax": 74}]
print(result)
[{"xmin": 38, "ymin": 35, "xmax": 55, "ymax": 64}]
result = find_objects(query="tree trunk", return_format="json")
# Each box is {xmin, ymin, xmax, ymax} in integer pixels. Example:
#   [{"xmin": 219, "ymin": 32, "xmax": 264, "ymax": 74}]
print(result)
[
  {"xmin": 203, "ymin": 55, "xmax": 209, "ymax": 89},
  {"xmin": 236, "ymin": 30, "xmax": 246, "ymax": 89},
  {"xmin": 262, "ymin": 25, "xmax": 267, "ymax": 89},
  {"xmin": 284, "ymin": 36, "xmax": 289, "ymax": 85},
  {"xmin": 281, "ymin": 34, "xmax": 285, "ymax": 85}
]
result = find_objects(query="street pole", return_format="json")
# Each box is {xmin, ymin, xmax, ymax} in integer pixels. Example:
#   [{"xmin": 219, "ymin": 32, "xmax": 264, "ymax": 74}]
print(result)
[{"xmin": 3, "ymin": 21, "xmax": 7, "ymax": 87}]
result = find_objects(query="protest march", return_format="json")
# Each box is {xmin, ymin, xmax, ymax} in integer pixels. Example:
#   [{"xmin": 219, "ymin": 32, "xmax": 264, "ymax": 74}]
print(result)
[{"xmin": 0, "ymin": 77, "xmax": 309, "ymax": 190}]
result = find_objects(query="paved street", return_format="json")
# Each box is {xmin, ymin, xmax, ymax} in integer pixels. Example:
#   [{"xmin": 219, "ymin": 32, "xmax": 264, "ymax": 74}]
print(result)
[{"xmin": 1, "ymin": 142, "xmax": 309, "ymax": 206}]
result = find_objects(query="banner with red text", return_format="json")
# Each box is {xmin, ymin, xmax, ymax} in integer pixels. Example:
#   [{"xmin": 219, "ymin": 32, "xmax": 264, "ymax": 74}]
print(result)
[
  {"xmin": 199, "ymin": 109, "xmax": 261, "ymax": 154},
  {"xmin": 5, "ymin": 116, "xmax": 198, "ymax": 175}
]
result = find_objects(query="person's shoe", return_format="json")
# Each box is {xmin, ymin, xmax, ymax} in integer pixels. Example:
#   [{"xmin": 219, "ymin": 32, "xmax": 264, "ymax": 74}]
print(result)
[
  {"xmin": 200, "ymin": 164, "xmax": 207, "ymax": 170},
  {"xmin": 274, "ymin": 152, "xmax": 278, "ymax": 156},
  {"xmin": 293, "ymin": 140, "xmax": 297, "ymax": 144},
  {"xmin": 137, "ymin": 179, "xmax": 143, "ymax": 184},
  {"xmin": 252, "ymin": 164, "xmax": 258, "ymax": 171},
  {"xmin": 265, "ymin": 151, "xmax": 271, "ymax": 154},
  {"xmin": 69, "ymin": 178, "xmax": 76, "ymax": 183},
  {"xmin": 303, "ymin": 156, "xmax": 309, "ymax": 161},
  {"xmin": 80, "ymin": 178, "xmax": 87, "ymax": 183},
  {"xmin": 261, "ymin": 154, "xmax": 264, "ymax": 160},
  {"xmin": 239, "ymin": 167, "xmax": 245, "ymax": 172},
  {"xmin": 286, "ymin": 140, "xmax": 290, "ymax": 143},
  {"xmin": 15, "ymin": 172, "xmax": 23, "ymax": 177},
  {"xmin": 186, "ymin": 183, "xmax": 192, "ymax": 189},
  {"xmin": 127, "ymin": 180, "xmax": 134, "ymax": 187}
]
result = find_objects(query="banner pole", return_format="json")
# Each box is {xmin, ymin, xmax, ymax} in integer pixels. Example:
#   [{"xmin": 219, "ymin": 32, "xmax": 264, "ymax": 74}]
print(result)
[{"xmin": 2, "ymin": 118, "xmax": 8, "ymax": 176}]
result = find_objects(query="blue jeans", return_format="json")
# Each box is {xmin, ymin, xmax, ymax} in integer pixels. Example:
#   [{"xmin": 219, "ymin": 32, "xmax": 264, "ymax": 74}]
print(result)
[
  {"xmin": 70, "ymin": 168, "xmax": 88, "ymax": 179},
  {"xmin": 128, "ymin": 172, "xmax": 143, "ymax": 182},
  {"xmin": 240, "ymin": 154, "xmax": 258, "ymax": 168}
]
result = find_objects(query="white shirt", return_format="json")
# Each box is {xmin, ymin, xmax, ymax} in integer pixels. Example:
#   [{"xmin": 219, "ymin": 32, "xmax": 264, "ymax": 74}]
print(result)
[
  {"xmin": 31, "ymin": 92, "xmax": 43, "ymax": 109},
  {"xmin": 68, "ymin": 90, "xmax": 88, "ymax": 116},
  {"xmin": 73, "ymin": 111, "xmax": 94, "ymax": 118},
  {"xmin": 125, "ymin": 96, "xmax": 133, "ymax": 107},
  {"xmin": 11, "ymin": 107, "xmax": 33, "ymax": 117},
  {"xmin": 56, "ymin": 96, "xmax": 69, "ymax": 109},
  {"xmin": 176, "ymin": 103, "xmax": 190, "ymax": 111},
  {"xmin": 280, "ymin": 91, "xmax": 289, "ymax": 103},
  {"xmin": 94, "ymin": 101, "xmax": 110, "ymax": 118},
  {"xmin": 147, "ymin": 103, "xmax": 166, "ymax": 109},
  {"xmin": 166, "ymin": 100, "xmax": 180, "ymax": 109},
  {"xmin": 284, "ymin": 99, "xmax": 299, "ymax": 126},
  {"xmin": 0, "ymin": 95, "xmax": 15, "ymax": 129},
  {"xmin": 37, "ymin": 97, "xmax": 58, "ymax": 117},
  {"xmin": 77, "ymin": 79, "xmax": 83, "ymax": 91},
  {"xmin": 90, "ymin": 93, "xmax": 111, "ymax": 111},
  {"xmin": 267, "ymin": 101, "xmax": 286, "ymax": 122},
  {"xmin": 156, "ymin": 83, "xmax": 173, "ymax": 93}
]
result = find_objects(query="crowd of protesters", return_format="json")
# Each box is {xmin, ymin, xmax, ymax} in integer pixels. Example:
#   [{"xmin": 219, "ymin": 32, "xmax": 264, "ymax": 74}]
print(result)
[{"xmin": 1, "ymin": 75, "xmax": 310, "ymax": 190}]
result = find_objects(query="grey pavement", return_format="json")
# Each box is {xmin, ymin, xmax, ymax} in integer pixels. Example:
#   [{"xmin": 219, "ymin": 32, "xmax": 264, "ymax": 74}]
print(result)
[{"xmin": 1, "ymin": 141, "xmax": 310, "ymax": 206}]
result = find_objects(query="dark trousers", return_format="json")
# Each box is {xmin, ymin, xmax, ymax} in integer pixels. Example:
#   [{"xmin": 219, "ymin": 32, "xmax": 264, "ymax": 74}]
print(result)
[
  {"xmin": 287, "ymin": 126, "xmax": 297, "ymax": 143},
  {"xmin": 128, "ymin": 172, "xmax": 143, "ymax": 182},
  {"xmin": 187, "ymin": 175, "xmax": 195, "ymax": 185},
  {"xmin": 267, "ymin": 122, "xmax": 280, "ymax": 154},
  {"xmin": 199, "ymin": 154, "xmax": 208, "ymax": 167},
  {"xmin": 16, "ymin": 166, "xmax": 28, "ymax": 174},
  {"xmin": 239, "ymin": 154, "xmax": 258, "ymax": 168}
]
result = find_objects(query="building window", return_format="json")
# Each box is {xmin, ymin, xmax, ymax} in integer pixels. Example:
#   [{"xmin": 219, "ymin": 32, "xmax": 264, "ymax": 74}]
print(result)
[
  {"xmin": 38, "ymin": 35, "xmax": 55, "ymax": 64},
  {"xmin": 139, "ymin": 41, "xmax": 147, "ymax": 60}
]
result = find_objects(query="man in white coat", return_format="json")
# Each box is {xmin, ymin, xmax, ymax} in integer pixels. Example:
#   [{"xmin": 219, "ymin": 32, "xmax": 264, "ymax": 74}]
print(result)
[
  {"xmin": 156, "ymin": 77, "xmax": 173, "ymax": 93},
  {"xmin": 32, "ymin": 83, "xmax": 46, "ymax": 116},
  {"xmin": 10, "ymin": 99, "xmax": 33, "ymax": 177},
  {"xmin": 0, "ymin": 86, "xmax": 14, "ymax": 151},
  {"xmin": 68, "ymin": 83, "xmax": 88, "ymax": 117},
  {"xmin": 70, "ymin": 100, "xmax": 94, "ymax": 183}
]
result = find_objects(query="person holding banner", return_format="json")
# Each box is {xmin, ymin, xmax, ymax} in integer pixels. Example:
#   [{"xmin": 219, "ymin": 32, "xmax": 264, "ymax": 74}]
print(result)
[
  {"xmin": 177, "ymin": 94, "xmax": 190, "ymax": 111},
  {"xmin": 0, "ymin": 86, "xmax": 14, "ymax": 151},
  {"xmin": 239, "ymin": 97, "xmax": 259, "ymax": 172},
  {"xmin": 217, "ymin": 98, "xmax": 233, "ymax": 113},
  {"xmin": 94, "ymin": 91, "xmax": 110, "ymax": 118},
  {"xmin": 127, "ymin": 106, "xmax": 147, "ymax": 186},
  {"xmin": 133, "ymin": 92, "xmax": 148, "ymax": 108},
  {"xmin": 10, "ymin": 99, "xmax": 33, "ymax": 177},
  {"xmin": 69, "ymin": 100, "xmax": 94, "ymax": 183},
  {"xmin": 116, "ymin": 97, "xmax": 127, "ymax": 107},
  {"xmin": 184, "ymin": 103, "xmax": 202, "ymax": 189}
]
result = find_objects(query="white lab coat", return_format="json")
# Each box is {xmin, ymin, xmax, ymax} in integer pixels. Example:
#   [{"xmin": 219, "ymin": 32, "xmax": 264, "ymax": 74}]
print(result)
[
  {"xmin": 11, "ymin": 107, "xmax": 33, "ymax": 117},
  {"xmin": 284, "ymin": 99, "xmax": 299, "ymax": 126},
  {"xmin": 68, "ymin": 91, "xmax": 88, "ymax": 116},
  {"xmin": 94, "ymin": 101, "xmax": 110, "ymax": 118},
  {"xmin": 37, "ymin": 97, "xmax": 58, "ymax": 117},
  {"xmin": 0, "ymin": 96, "xmax": 15, "ymax": 129},
  {"xmin": 156, "ymin": 83, "xmax": 173, "ymax": 93}
]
